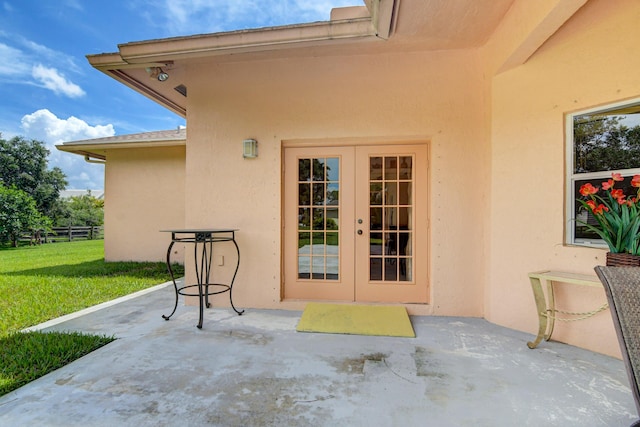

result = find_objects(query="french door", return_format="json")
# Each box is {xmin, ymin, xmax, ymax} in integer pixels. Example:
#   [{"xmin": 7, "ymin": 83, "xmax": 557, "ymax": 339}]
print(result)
[{"xmin": 283, "ymin": 144, "xmax": 428, "ymax": 303}]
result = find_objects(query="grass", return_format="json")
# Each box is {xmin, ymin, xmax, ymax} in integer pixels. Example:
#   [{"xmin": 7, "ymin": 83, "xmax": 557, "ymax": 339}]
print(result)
[
  {"xmin": 0, "ymin": 240, "xmax": 184, "ymax": 396},
  {"xmin": 0, "ymin": 331, "xmax": 115, "ymax": 394}
]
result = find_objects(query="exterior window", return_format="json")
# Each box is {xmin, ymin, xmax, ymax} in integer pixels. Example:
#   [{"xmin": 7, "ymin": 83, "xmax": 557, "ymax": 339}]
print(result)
[{"xmin": 566, "ymin": 99, "xmax": 640, "ymax": 246}]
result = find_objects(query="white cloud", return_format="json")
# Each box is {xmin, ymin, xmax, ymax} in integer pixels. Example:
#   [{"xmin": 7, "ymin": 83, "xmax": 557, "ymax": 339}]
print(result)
[
  {"xmin": 62, "ymin": 0, "xmax": 83, "ymax": 11},
  {"xmin": 21, "ymin": 109, "xmax": 114, "ymax": 144},
  {"xmin": 32, "ymin": 64, "xmax": 86, "ymax": 98},
  {"xmin": 0, "ymin": 34, "xmax": 84, "ymax": 97},
  {"xmin": 0, "ymin": 42, "xmax": 30, "ymax": 76},
  {"xmin": 20, "ymin": 109, "xmax": 114, "ymax": 189}
]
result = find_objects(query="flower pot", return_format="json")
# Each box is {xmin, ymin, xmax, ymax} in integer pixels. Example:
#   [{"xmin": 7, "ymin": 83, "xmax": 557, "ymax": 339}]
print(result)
[{"xmin": 606, "ymin": 252, "xmax": 640, "ymax": 267}]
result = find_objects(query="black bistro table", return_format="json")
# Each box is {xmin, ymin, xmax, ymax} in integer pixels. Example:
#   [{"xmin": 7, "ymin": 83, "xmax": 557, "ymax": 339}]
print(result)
[{"xmin": 161, "ymin": 229, "xmax": 244, "ymax": 328}]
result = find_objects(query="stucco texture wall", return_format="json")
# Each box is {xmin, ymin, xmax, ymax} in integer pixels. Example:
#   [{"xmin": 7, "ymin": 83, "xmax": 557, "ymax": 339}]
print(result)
[
  {"xmin": 184, "ymin": 48, "xmax": 489, "ymax": 316},
  {"xmin": 487, "ymin": 0, "xmax": 640, "ymax": 356},
  {"xmin": 104, "ymin": 146, "xmax": 185, "ymax": 262}
]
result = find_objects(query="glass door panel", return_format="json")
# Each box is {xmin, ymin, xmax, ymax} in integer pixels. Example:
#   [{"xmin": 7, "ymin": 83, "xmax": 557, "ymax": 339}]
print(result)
[
  {"xmin": 297, "ymin": 157, "xmax": 340, "ymax": 280},
  {"xmin": 368, "ymin": 155, "xmax": 414, "ymax": 282},
  {"xmin": 283, "ymin": 146, "xmax": 355, "ymax": 301}
]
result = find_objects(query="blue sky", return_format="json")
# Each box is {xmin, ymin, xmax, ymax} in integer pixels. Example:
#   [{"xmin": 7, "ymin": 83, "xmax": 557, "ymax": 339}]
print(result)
[{"xmin": 0, "ymin": 0, "xmax": 360, "ymax": 190}]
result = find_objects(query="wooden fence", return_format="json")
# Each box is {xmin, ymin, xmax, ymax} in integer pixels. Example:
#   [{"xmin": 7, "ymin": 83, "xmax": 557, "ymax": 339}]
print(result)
[
  {"xmin": 20, "ymin": 226, "xmax": 103, "ymax": 244},
  {"xmin": 50, "ymin": 226, "xmax": 103, "ymax": 241}
]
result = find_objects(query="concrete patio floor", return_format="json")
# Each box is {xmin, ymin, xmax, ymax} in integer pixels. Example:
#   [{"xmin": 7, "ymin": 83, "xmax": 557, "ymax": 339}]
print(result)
[{"xmin": 0, "ymin": 282, "xmax": 637, "ymax": 426}]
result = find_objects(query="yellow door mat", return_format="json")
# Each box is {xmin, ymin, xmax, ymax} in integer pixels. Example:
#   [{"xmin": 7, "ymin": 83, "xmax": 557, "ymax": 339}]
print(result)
[{"xmin": 296, "ymin": 303, "xmax": 415, "ymax": 338}]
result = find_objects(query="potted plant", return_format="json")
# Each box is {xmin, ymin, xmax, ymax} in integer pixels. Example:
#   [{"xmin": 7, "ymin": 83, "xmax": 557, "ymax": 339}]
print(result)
[{"xmin": 577, "ymin": 172, "xmax": 640, "ymax": 266}]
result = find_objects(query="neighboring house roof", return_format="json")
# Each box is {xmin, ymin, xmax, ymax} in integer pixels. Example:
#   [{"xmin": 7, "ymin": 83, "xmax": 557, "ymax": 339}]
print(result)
[
  {"xmin": 60, "ymin": 190, "xmax": 105, "ymax": 200},
  {"xmin": 56, "ymin": 128, "xmax": 186, "ymax": 161}
]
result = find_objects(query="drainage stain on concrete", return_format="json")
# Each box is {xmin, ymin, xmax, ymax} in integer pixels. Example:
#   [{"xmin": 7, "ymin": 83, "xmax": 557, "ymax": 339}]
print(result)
[
  {"xmin": 205, "ymin": 375, "xmax": 336, "ymax": 427},
  {"xmin": 54, "ymin": 375, "xmax": 74, "ymax": 386},
  {"xmin": 413, "ymin": 346, "xmax": 448, "ymax": 380},
  {"xmin": 414, "ymin": 346, "xmax": 452, "ymax": 406},
  {"xmin": 213, "ymin": 329, "xmax": 273, "ymax": 346},
  {"xmin": 141, "ymin": 400, "xmax": 159, "ymax": 415},
  {"xmin": 331, "ymin": 352, "xmax": 388, "ymax": 375}
]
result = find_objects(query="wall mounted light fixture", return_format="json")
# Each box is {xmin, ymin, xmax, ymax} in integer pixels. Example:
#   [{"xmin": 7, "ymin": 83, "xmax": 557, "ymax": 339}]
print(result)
[
  {"xmin": 145, "ymin": 66, "xmax": 169, "ymax": 82},
  {"xmin": 243, "ymin": 139, "xmax": 258, "ymax": 158},
  {"xmin": 157, "ymin": 69, "xmax": 169, "ymax": 81}
]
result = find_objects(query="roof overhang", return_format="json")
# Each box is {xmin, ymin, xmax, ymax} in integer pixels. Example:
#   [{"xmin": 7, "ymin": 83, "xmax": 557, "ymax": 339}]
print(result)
[
  {"xmin": 56, "ymin": 129, "xmax": 187, "ymax": 161},
  {"xmin": 84, "ymin": 0, "xmax": 590, "ymax": 118},
  {"xmin": 86, "ymin": 1, "xmax": 397, "ymax": 117}
]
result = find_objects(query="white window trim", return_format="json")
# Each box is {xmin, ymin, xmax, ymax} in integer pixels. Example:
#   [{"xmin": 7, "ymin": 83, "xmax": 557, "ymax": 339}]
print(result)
[{"xmin": 565, "ymin": 97, "xmax": 640, "ymax": 248}]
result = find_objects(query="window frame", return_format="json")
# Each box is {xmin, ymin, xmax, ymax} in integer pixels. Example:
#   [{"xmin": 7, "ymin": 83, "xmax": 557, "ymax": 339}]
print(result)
[{"xmin": 565, "ymin": 97, "xmax": 640, "ymax": 248}]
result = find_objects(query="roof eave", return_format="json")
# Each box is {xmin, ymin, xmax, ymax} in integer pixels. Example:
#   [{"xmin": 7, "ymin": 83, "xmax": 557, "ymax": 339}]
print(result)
[
  {"xmin": 114, "ymin": 18, "xmax": 379, "ymax": 64},
  {"xmin": 84, "ymin": 1, "xmax": 397, "ymax": 118},
  {"xmin": 56, "ymin": 139, "xmax": 186, "ymax": 160}
]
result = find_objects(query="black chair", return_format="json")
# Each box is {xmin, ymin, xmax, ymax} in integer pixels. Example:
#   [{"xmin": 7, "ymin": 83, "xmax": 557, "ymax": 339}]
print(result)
[{"xmin": 594, "ymin": 266, "xmax": 640, "ymax": 426}]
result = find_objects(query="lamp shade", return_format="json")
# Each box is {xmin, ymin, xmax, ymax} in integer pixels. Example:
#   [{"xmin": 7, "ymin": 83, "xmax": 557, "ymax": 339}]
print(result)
[{"xmin": 243, "ymin": 139, "xmax": 258, "ymax": 158}]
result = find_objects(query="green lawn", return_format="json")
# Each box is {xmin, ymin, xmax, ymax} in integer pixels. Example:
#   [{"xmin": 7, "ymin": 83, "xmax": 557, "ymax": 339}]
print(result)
[{"xmin": 0, "ymin": 240, "xmax": 183, "ymax": 395}]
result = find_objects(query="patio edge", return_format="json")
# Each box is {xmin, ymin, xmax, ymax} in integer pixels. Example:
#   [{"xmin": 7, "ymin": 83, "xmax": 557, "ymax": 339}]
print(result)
[{"xmin": 22, "ymin": 279, "xmax": 180, "ymax": 332}]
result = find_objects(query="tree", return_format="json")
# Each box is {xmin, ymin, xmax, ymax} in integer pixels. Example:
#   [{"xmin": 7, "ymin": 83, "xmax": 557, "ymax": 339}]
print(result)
[
  {"xmin": 59, "ymin": 192, "xmax": 104, "ymax": 229},
  {"xmin": 0, "ymin": 184, "xmax": 50, "ymax": 247},
  {"xmin": 48, "ymin": 198, "xmax": 73, "ymax": 227},
  {"xmin": 0, "ymin": 135, "xmax": 67, "ymax": 218},
  {"xmin": 574, "ymin": 116, "xmax": 640, "ymax": 173}
]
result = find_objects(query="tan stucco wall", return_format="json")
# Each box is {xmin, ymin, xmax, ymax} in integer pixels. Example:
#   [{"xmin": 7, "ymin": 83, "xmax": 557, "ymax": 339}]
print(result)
[
  {"xmin": 184, "ymin": 48, "xmax": 489, "ymax": 316},
  {"xmin": 99, "ymin": 0, "xmax": 640, "ymax": 357},
  {"xmin": 104, "ymin": 146, "xmax": 185, "ymax": 262},
  {"xmin": 485, "ymin": 0, "xmax": 640, "ymax": 356}
]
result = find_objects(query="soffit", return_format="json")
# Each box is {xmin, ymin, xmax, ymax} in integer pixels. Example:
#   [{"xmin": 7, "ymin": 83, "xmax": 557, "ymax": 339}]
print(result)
[
  {"xmin": 86, "ymin": 0, "xmax": 517, "ymax": 117},
  {"xmin": 391, "ymin": 0, "xmax": 515, "ymax": 49}
]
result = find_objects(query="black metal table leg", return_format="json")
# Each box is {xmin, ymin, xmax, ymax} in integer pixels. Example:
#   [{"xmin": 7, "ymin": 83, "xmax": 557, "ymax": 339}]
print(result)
[
  {"xmin": 162, "ymin": 240, "xmax": 179, "ymax": 321},
  {"xmin": 194, "ymin": 232, "xmax": 214, "ymax": 329},
  {"xmin": 161, "ymin": 229, "xmax": 244, "ymax": 329},
  {"xmin": 229, "ymin": 236, "xmax": 244, "ymax": 315}
]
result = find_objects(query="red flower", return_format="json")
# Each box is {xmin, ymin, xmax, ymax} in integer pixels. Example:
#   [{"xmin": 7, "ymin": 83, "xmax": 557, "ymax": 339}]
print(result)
[
  {"xmin": 593, "ymin": 204, "xmax": 609, "ymax": 215},
  {"xmin": 611, "ymin": 189, "xmax": 625, "ymax": 200},
  {"xmin": 602, "ymin": 179, "xmax": 614, "ymax": 190},
  {"xmin": 585, "ymin": 200, "xmax": 609, "ymax": 215},
  {"xmin": 579, "ymin": 183, "xmax": 599, "ymax": 196},
  {"xmin": 577, "ymin": 172, "xmax": 640, "ymax": 255}
]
